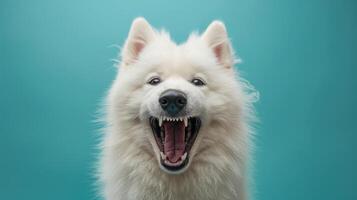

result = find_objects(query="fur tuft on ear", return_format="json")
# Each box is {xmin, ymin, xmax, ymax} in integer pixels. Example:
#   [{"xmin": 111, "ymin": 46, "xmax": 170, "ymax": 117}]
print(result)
[
  {"xmin": 122, "ymin": 17, "xmax": 155, "ymax": 65},
  {"xmin": 202, "ymin": 21, "xmax": 234, "ymax": 68}
]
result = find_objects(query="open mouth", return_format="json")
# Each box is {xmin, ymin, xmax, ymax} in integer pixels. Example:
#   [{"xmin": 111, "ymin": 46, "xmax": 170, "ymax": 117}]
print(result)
[{"xmin": 149, "ymin": 116, "xmax": 201, "ymax": 172}]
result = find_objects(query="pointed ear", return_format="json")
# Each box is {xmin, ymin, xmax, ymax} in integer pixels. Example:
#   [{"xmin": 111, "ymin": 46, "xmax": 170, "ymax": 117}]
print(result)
[
  {"xmin": 202, "ymin": 21, "xmax": 234, "ymax": 68},
  {"xmin": 122, "ymin": 17, "xmax": 155, "ymax": 65}
]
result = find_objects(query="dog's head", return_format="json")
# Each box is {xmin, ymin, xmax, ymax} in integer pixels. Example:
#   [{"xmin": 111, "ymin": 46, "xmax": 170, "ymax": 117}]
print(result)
[{"xmin": 109, "ymin": 18, "xmax": 250, "ymax": 174}]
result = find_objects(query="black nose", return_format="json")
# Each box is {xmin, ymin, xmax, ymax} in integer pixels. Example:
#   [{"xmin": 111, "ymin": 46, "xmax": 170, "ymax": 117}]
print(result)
[{"xmin": 159, "ymin": 89, "xmax": 187, "ymax": 116}]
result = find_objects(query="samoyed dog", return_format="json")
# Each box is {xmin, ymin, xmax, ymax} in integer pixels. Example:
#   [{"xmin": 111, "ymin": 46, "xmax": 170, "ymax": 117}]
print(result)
[{"xmin": 99, "ymin": 17, "xmax": 256, "ymax": 200}]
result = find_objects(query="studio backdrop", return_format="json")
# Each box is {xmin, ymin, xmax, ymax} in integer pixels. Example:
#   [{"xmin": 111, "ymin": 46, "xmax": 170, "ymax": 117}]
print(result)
[{"xmin": 1, "ymin": 0, "xmax": 356, "ymax": 200}]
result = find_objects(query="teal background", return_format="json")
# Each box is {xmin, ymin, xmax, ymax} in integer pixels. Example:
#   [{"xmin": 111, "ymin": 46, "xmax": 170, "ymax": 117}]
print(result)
[{"xmin": 1, "ymin": 0, "xmax": 356, "ymax": 200}]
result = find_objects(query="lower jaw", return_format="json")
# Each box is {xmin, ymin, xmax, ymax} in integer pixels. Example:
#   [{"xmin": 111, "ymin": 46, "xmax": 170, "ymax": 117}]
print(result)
[{"xmin": 159, "ymin": 156, "xmax": 190, "ymax": 174}]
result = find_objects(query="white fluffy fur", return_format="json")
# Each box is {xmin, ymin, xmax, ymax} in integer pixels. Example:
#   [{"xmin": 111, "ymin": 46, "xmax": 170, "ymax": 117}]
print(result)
[{"xmin": 99, "ymin": 17, "xmax": 256, "ymax": 200}]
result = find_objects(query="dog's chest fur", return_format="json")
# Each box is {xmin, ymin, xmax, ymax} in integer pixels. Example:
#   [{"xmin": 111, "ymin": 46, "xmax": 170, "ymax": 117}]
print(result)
[{"xmin": 102, "ymin": 137, "xmax": 246, "ymax": 200}]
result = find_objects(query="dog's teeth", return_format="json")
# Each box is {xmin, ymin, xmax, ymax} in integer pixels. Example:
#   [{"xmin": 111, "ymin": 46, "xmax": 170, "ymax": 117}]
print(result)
[
  {"xmin": 184, "ymin": 117, "xmax": 188, "ymax": 127},
  {"xmin": 181, "ymin": 152, "xmax": 187, "ymax": 161},
  {"xmin": 159, "ymin": 117, "xmax": 163, "ymax": 126},
  {"xmin": 160, "ymin": 152, "xmax": 166, "ymax": 160}
]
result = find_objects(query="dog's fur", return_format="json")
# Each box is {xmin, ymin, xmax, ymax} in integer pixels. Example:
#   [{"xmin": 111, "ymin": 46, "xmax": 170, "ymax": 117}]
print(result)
[{"xmin": 99, "ymin": 18, "xmax": 256, "ymax": 200}]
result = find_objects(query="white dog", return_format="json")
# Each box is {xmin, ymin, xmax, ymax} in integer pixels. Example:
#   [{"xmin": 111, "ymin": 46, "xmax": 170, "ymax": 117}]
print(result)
[{"xmin": 99, "ymin": 17, "xmax": 256, "ymax": 200}]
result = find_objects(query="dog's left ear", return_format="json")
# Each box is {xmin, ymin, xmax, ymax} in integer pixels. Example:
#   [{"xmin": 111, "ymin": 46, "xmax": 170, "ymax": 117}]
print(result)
[{"xmin": 202, "ymin": 21, "xmax": 234, "ymax": 68}]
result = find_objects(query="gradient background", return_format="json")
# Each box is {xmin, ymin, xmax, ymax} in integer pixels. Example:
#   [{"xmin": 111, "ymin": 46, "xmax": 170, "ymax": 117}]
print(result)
[{"xmin": 1, "ymin": 0, "xmax": 356, "ymax": 200}]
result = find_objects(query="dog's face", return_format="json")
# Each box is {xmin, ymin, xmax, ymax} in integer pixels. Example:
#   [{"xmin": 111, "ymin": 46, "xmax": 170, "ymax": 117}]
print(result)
[{"xmin": 110, "ymin": 18, "xmax": 244, "ymax": 174}]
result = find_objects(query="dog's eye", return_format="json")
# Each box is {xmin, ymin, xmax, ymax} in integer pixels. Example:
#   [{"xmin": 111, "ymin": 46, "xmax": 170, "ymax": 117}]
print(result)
[
  {"xmin": 147, "ymin": 77, "xmax": 161, "ymax": 85},
  {"xmin": 191, "ymin": 78, "xmax": 206, "ymax": 86}
]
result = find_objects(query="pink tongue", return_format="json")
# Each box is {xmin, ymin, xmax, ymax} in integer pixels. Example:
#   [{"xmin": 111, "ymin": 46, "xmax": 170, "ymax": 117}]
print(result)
[{"xmin": 163, "ymin": 121, "xmax": 186, "ymax": 163}]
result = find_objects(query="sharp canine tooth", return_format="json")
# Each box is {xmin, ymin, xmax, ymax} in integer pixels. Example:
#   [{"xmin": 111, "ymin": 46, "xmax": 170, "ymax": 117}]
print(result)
[
  {"xmin": 160, "ymin": 152, "xmax": 166, "ymax": 160},
  {"xmin": 184, "ymin": 117, "xmax": 188, "ymax": 127},
  {"xmin": 181, "ymin": 152, "xmax": 187, "ymax": 160},
  {"xmin": 159, "ymin": 117, "xmax": 163, "ymax": 126}
]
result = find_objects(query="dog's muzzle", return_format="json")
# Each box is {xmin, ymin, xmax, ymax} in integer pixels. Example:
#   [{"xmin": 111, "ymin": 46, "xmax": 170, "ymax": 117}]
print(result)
[{"xmin": 149, "ymin": 89, "xmax": 202, "ymax": 174}]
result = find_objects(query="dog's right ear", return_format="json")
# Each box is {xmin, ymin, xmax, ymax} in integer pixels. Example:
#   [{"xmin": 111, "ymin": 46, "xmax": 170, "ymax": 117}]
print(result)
[{"xmin": 122, "ymin": 17, "xmax": 155, "ymax": 65}]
